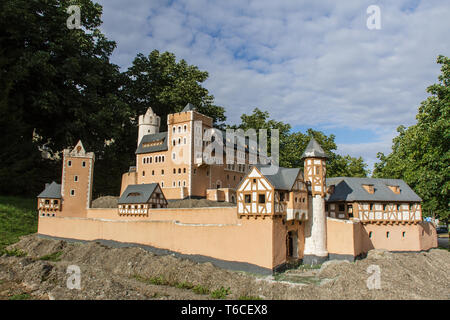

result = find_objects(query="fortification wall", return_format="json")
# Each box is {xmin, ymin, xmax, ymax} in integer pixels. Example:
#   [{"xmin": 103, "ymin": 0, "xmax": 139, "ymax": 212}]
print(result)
[
  {"xmin": 38, "ymin": 207, "xmax": 277, "ymax": 271},
  {"xmin": 327, "ymin": 218, "xmax": 438, "ymax": 260},
  {"xmin": 362, "ymin": 222, "xmax": 437, "ymax": 252}
]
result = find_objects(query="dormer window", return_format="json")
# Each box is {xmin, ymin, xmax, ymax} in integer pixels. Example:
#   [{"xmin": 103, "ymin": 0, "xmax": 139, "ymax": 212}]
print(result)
[
  {"xmin": 363, "ymin": 184, "xmax": 374, "ymax": 194},
  {"xmin": 388, "ymin": 185, "xmax": 400, "ymax": 194},
  {"xmin": 127, "ymin": 192, "xmax": 141, "ymax": 197}
]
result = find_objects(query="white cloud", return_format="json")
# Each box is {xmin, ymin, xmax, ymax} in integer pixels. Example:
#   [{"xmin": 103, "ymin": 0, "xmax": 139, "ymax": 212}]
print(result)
[{"xmin": 95, "ymin": 0, "xmax": 450, "ymax": 172}]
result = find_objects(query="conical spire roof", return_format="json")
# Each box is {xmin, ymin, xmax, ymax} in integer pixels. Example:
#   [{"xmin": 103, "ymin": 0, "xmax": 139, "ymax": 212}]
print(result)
[
  {"xmin": 301, "ymin": 137, "xmax": 328, "ymax": 159},
  {"xmin": 182, "ymin": 103, "xmax": 196, "ymax": 112}
]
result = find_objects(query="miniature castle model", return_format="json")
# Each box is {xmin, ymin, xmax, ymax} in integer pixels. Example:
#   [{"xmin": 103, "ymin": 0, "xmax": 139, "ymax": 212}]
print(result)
[{"xmin": 37, "ymin": 104, "xmax": 438, "ymax": 274}]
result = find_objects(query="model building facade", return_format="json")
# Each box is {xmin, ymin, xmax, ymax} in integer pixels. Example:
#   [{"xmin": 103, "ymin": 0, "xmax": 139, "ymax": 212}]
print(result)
[{"xmin": 36, "ymin": 104, "xmax": 438, "ymax": 273}]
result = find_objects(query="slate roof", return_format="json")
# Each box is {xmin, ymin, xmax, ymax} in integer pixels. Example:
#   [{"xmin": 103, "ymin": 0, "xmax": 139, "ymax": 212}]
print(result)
[
  {"xmin": 325, "ymin": 177, "xmax": 422, "ymax": 202},
  {"xmin": 118, "ymin": 183, "xmax": 161, "ymax": 204},
  {"xmin": 301, "ymin": 137, "xmax": 328, "ymax": 159},
  {"xmin": 136, "ymin": 132, "xmax": 168, "ymax": 154},
  {"xmin": 255, "ymin": 165, "xmax": 301, "ymax": 191},
  {"xmin": 37, "ymin": 181, "xmax": 61, "ymax": 199}
]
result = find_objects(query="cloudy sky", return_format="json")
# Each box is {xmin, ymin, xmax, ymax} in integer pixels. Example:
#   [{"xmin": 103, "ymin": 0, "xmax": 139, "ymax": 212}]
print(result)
[{"xmin": 95, "ymin": 0, "xmax": 449, "ymax": 172}]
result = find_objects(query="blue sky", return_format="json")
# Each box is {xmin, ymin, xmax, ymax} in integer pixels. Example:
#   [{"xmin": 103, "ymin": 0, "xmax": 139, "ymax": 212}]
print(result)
[{"xmin": 95, "ymin": 0, "xmax": 450, "ymax": 172}]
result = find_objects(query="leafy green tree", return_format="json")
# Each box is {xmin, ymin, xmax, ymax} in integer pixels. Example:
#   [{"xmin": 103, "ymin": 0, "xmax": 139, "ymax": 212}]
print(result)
[
  {"xmin": 0, "ymin": 0, "xmax": 129, "ymax": 195},
  {"xmin": 374, "ymin": 55, "xmax": 449, "ymax": 222},
  {"xmin": 122, "ymin": 50, "xmax": 226, "ymax": 132},
  {"xmin": 230, "ymin": 108, "xmax": 369, "ymax": 177}
]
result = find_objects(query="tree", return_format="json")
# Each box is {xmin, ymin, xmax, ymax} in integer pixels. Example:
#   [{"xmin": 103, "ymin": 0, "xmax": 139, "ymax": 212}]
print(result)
[
  {"xmin": 122, "ymin": 50, "xmax": 226, "ymax": 132},
  {"xmin": 230, "ymin": 108, "xmax": 369, "ymax": 177},
  {"xmin": 0, "ymin": 0, "xmax": 128, "ymax": 195},
  {"xmin": 374, "ymin": 55, "xmax": 449, "ymax": 222}
]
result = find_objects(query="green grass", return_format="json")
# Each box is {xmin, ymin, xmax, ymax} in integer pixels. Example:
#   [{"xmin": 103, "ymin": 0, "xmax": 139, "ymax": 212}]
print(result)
[
  {"xmin": 132, "ymin": 274, "xmax": 212, "ymax": 295},
  {"xmin": 192, "ymin": 285, "xmax": 210, "ymax": 295},
  {"xmin": 8, "ymin": 293, "xmax": 31, "ymax": 300},
  {"xmin": 132, "ymin": 274, "xmax": 170, "ymax": 286},
  {"xmin": 238, "ymin": 295, "xmax": 262, "ymax": 300},
  {"xmin": 175, "ymin": 281, "xmax": 194, "ymax": 289},
  {"xmin": 297, "ymin": 263, "xmax": 322, "ymax": 270},
  {"xmin": 211, "ymin": 286, "xmax": 231, "ymax": 299},
  {"xmin": 2, "ymin": 248, "xmax": 27, "ymax": 257},
  {"xmin": 0, "ymin": 196, "xmax": 38, "ymax": 252},
  {"xmin": 39, "ymin": 251, "xmax": 63, "ymax": 262}
]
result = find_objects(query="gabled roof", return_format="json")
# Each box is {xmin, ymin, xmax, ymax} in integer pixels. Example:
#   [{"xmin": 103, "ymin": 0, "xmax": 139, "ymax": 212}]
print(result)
[
  {"xmin": 118, "ymin": 183, "xmax": 162, "ymax": 204},
  {"xmin": 37, "ymin": 181, "xmax": 61, "ymax": 199},
  {"xmin": 301, "ymin": 137, "xmax": 328, "ymax": 159},
  {"xmin": 182, "ymin": 103, "xmax": 196, "ymax": 112},
  {"xmin": 325, "ymin": 177, "xmax": 422, "ymax": 202},
  {"xmin": 136, "ymin": 132, "xmax": 168, "ymax": 154},
  {"xmin": 254, "ymin": 165, "xmax": 301, "ymax": 191}
]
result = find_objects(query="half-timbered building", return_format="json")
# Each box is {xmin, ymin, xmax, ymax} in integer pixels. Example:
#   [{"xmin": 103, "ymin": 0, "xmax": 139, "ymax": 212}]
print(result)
[
  {"xmin": 37, "ymin": 181, "xmax": 62, "ymax": 217},
  {"xmin": 325, "ymin": 177, "xmax": 422, "ymax": 223},
  {"xmin": 118, "ymin": 183, "xmax": 168, "ymax": 216}
]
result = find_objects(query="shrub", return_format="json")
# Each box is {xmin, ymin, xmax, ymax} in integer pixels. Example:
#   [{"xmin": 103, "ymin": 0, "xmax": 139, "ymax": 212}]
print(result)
[{"xmin": 211, "ymin": 286, "xmax": 231, "ymax": 299}]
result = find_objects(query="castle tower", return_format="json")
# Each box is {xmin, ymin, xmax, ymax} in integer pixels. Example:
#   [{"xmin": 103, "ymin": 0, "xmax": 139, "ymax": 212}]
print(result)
[
  {"xmin": 61, "ymin": 140, "xmax": 95, "ymax": 217},
  {"xmin": 138, "ymin": 107, "xmax": 160, "ymax": 146},
  {"xmin": 302, "ymin": 137, "xmax": 328, "ymax": 265}
]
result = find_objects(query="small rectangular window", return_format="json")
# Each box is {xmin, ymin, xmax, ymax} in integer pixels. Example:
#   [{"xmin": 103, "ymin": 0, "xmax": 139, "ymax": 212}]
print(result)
[
  {"xmin": 74, "ymin": 175, "xmax": 78, "ymax": 182},
  {"xmin": 70, "ymin": 189, "xmax": 75, "ymax": 196},
  {"xmin": 258, "ymin": 194, "xmax": 266, "ymax": 204},
  {"xmin": 244, "ymin": 194, "xmax": 251, "ymax": 203},
  {"xmin": 68, "ymin": 160, "xmax": 72, "ymax": 167},
  {"xmin": 82, "ymin": 161, "xmax": 86, "ymax": 167},
  {"xmin": 339, "ymin": 204, "xmax": 345, "ymax": 211}
]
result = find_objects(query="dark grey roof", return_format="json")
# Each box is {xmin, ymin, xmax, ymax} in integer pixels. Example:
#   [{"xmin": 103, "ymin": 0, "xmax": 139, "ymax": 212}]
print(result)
[
  {"xmin": 255, "ymin": 165, "xmax": 301, "ymax": 190},
  {"xmin": 325, "ymin": 177, "xmax": 422, "ymax": 202},
  {"xmin": 182, "ymin": 103, "xmax": 196, "ymax": 112},
  {"xmin": 37, "ymin": 181, "xmax": 61, "ymax": 199},
  {"xmin": 118, "ymin": 183, "xmax": 161, "ymax": 204},
  {"xmin": 301, "ymin": 137, "xmax": 328, "ymax": 159},
  {"xmin": 136, "ymin": 132, "xmax": 168, "ymax": 154}
]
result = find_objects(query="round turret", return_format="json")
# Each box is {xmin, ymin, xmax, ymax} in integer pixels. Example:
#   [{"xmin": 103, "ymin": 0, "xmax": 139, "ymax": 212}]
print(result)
[{"xmin": 138, "ymin": 108, "xmax": 160, "ymax": 146}]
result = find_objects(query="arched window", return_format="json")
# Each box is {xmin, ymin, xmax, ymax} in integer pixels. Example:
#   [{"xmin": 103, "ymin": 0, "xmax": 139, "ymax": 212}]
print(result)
[
  {"xmin": 178, "ymin": 126, "xmax": 181, "ymax": 133},
  {"xmin": 162, "ymin": 156, "xmax": 164, "ymax": 162},
  {"xmin": 173, "ymin": 139, "xmax": 176, "ymax": 146},
  {"xmin": 184, "ymin": 137, "xmax": 186, "ymax": 144},
  {"xmin": 161, "ymin": 169, "xmax": 164, "ymax": 175},
  {"xmin": 184, "ymin": 125, "xmax": 187, "ymax": 132},
  {"xmin": 172, "ymin": 127, "xmax": 176, "ymax": 133},
  {"xmin": 143, "ymin": 171, "xmax": 145, "ymax": 176},
  {"xmin": 178, "ymin": 168, "xmax": 181, "ymax": 174},
  {"xmin": 173, "ymin": 168, "xmax": 176, "ymax": 174},
  {"xmin": 161, "ymin": 182, "xmax": 164, "ymax": 187},
  {"xmin": 183, "ymin": 181, "xmax": 186, "ymax": 187},
  {"xmin": 178, "ymin": 138, "xmax": 181, "ymax": 145}
]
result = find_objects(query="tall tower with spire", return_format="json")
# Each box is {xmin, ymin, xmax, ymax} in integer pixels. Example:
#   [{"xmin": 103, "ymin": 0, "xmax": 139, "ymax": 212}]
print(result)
[
  {"xmin": 61, "ymin": 140, "xmax": 95, "ymax": 217},
  {"xmin": 138, "ymin": 107, "xmax": 160, "ymax": 146},
  {"xmin": 302, "ymin": 137, "xmax": 329, "ymax": 264}
]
